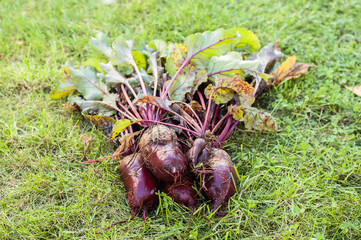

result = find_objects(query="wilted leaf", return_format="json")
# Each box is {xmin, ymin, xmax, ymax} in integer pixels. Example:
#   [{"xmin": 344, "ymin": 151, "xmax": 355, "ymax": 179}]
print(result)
[
  {"xmin": 50, "ymin": 68, "xmax": 76, "ymax": 100},
  {"xmin": 165, "ymin": 43, "xmax": 187, "ymax": 76},
  {"xmin": 91, "ymin": 32, "xmax": 112, "ymax": 60},
  {"xmin": 228, "ymin": 105, "xmax": 244, "ymax": 121},
  {"xmin": 243, "ymin": 107, "xmax": 278, "ymax": 132},
  {"xmin": 137, "ymin": 96, "xmax": 173, "ymax": 112},
  {"xmin": 63, "ymin": 103, "xmax": 80, "ymax": 112},
  {"xmin": 204, "ymin": 74, "xmax": 255, "ymax": 106},
  {"xmin": 345, "ymin": 85, "xmax": 361, "ymax": 97},
  {"xmin": 204, "ymin": 84, "xmax": 234, "ymax": 104},
  {"xmin": 185, "ymin": 29, "xmax": 241, "ymax": 69},
  {"xmin": 270, "ymin": 56, "xmax": 310, "ymax": 85},
  {"xmin": 229, "ymin": 28, "xmax": 261, "ymax": 52},
  {"xmin": 67, "ymin": 63, "xmax": 108, "ymax": 100},
  {"xmin": 115, "ymin": 130, "xmax": 141, "ymax": 153},
  {"xmin": 166, "ymin": 64, "xmax": 207, "ymax": 101},
  {"xmin": 85, "ymin": 115, "xmax": 116, "ymax": 137},
  {"xmin": 183, "ymin": 100, "xmax": 205, "ymax": 114},
  {"xmin": 80, "ymin": 134, "xmax": 93, "ymax": 160},
  {"xmin": 111, "ymin": 119, "xmax": 140, "ymax": 140},
  {"xmin": 249, "ymin": 42, "xmax": 283, "ymax": 73}
]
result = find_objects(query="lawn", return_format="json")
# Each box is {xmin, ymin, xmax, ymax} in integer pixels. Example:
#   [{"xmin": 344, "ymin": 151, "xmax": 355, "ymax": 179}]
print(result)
[{"xmin": 0, "ymin": 0, "xmax": 360, "ymax": 239}]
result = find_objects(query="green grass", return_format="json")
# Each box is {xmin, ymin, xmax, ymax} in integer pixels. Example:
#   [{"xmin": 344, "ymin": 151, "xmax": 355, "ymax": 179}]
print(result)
[{"xmin": 1, "ymin": 0, "xmax": 361, "ymax": 239}]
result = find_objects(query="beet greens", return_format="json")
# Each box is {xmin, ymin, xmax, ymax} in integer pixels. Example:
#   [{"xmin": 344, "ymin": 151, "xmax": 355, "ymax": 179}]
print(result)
[{"xmin": 52, "ymin": 28, "xmax": 309, "ymax": 219}]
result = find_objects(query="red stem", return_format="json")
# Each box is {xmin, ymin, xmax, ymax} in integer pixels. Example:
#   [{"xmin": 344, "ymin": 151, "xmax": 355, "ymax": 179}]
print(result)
[
  {"xmin": 213, "ymin": 116, "xmax": 232, "ymax": 147},
  {"xmin": 212, "ymin": 105, "xmax": 220, "ymax": 128},
  {"xmin": 197, "ymin": 90, "xmax": 206, "ymax": 110},
  {"xmin": 211, "ymin": 113, "xmax": 229, "ymax": 134},
  {"xmin": 121, "ymin": 85, "xmax": 142, "ymax": 120}
]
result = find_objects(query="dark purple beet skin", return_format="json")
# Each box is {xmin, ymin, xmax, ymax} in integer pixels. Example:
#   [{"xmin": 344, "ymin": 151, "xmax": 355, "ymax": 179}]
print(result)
[
  {"xmin": 139, "ymin": 125, "xmax": 188, "ymax": 182},
  {"xmin": 119, "ymin": 153, "xmax": 158, "ymax": 218},
  {"xmin": 186, "ymin": 138, "xmax": 207, "ymax": 168},
  {"xmin": 200, "ymin": 148, "xmax": 237, "ymax": 213},
  {"xmin": 165, "ymin": 176, "xmax": 199, "ymax": 209}
]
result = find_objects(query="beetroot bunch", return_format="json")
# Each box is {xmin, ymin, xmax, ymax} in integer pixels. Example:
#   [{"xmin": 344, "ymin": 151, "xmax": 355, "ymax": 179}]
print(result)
[{"xmin": 52, "ymin": 28, "xmax": 309, "ymax": 219}]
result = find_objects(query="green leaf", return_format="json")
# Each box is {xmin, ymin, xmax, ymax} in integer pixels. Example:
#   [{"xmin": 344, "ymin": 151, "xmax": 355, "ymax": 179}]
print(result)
[
  {"xmin": 149, "ymin": 52, "xmax": 160, "ymax": 89},
  {"xmin": 90, "ymin": 32, "xmax": 112, "ymax": 60},
  {"xmin": 112, "ymin": 36, "xmax": 135, "ymax": 66},
  {"xmin": 84, "ymin": 58, "xmax": 102, "ymax": 72},
  {"xmin": 207, "ymin": 51, "xmax": 272, "ymax": 80},
  {"xmin": 102, "ymin": 93, "xmax": 119, "ymax": 108},
  {"xmin": 243, "ymin": 107, "xmax": 278, "ymax": 132},
  {"xmin": 148, "ymin": 40, "xmax": 168, "ymax": 58},
  {"xmin": 207, "ymin": 51, "xmax": 246, "ymax": 78},
  {"xmin": 165, "ymin": 43, "xmax": 187, "ymax": 76},
  {"xmin": 229, "ymin": 28, "xmax": 261, "ymax": 52},
  {"xmin": 50, "ymin": 68, "xmax": 76, "ymax": 100},
  {"xmin": 111, "ymin": 119, "xmax": 139, "ymax": 140},
  {"xmin": 68, "ymin": 95, "xmax": 115, "ymax": 116},
  {"xmin": 184, "ymin": 29, "xmax": 241, "ymax": 69},
  {"xmin": 99, "ymin": 62, "xmax": 128, "ymax": 86},
  {"xmin": 165, "ymin": 65, "xmax": 207, "ymax": 101},
  {"xmin": 67, "ymin": 63, "xmax": 108, "ymax": 100}
]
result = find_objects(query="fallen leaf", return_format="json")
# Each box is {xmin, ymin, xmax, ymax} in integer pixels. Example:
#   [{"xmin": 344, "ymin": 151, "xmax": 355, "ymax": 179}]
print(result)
[
  {"xmin": 80, "ymin": 134, "xmax": 93, "ymax": 160},
  {"xmin": 84, "ymin": 115, "xmax": 116, "ymax": 137},
  {"xmin": 270, "ymin": 56, "xmax": 310, "ymax": 85},
  {"xmin": 63, "ymin": 103, "xmax": 80, "ymax": 112},
  {"xmin": 345, "ymin": 85, "xmax": 361, "ymax": 97},
  {"xmin": 114, "ymin": 131, "xmax": 142, "ymax": 156}
]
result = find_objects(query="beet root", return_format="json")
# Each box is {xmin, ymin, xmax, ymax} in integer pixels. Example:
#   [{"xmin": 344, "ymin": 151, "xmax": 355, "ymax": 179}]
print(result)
[
  {"xmin": 164, "ymin": 175, "xmax": 199, "ymax": 210},
  {"xmin": 139, "ymin": 125, "xmax": 188, "ymax": 182},
  {"xmin": 198, "ymin": 148, "xmax": 237, "ymax": 213},
  {"xmin": 186, "ymin": 138, "xmax": 207, "ymax": 168},
  {"xmin": 119, "ymin": 153, "xmax": 158, "ymax": 219}
]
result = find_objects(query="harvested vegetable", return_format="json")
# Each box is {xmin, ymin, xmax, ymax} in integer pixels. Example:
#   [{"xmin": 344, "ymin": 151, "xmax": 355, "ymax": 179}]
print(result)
[
  {"xmin": 197, "ymin": 148, "xmax": 237, "ymax": 213},
  {"xmin": 119, "ymin": 153, "xmax": 158, "ymax": 219},
  {"xmin": 164, "ymin": 175, "xmax": 199, "ymax": 210},
  {"xmin": 139, "ymin": 125, "xmax": 188, "ymax": 182},
  {"xmin": 51, "ymin": 27, "xmax": 309, "ymax": 220}
]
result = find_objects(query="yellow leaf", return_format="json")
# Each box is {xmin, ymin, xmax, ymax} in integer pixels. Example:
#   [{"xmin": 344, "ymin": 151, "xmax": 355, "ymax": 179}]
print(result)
[
  {"xmin": 270, "ymin": 56, "xmax": 310, "ymax": 85},
  {"xmin": 50, "ymin": 68, "xmax": 76, "ymax": 100},
  {"xmin": 111, "ymin": 119, "xmax": 139, "ymax": 140},
  {"xmin": 345, "ymin": 85, "xmax": 361, "ymax": 97},
  {"xmin": 132, "ymin": 50, "xmax": 147, "ymax": 70}
]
